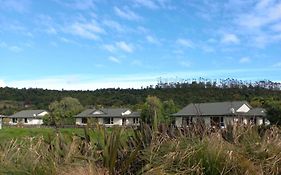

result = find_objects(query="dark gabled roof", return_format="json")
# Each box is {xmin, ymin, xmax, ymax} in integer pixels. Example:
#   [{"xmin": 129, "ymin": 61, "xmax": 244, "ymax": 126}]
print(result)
[
  {"xmin": 127, "ymin": 111, "xmax": 141, "ymax": 117},
  {"xmin": 9, "ymin": 110, "xmax": 48, "ymax": 118},
  {"xmin": 75, "ymin": 108, "xmax": 139, "ymax": 118},
  {"xmin": 173, "ymin": 101, "xmax": 251, "ymax": 116},
  {"xmin": 242, "ymin": 108, "xmax": 266, "ymax": 116}
]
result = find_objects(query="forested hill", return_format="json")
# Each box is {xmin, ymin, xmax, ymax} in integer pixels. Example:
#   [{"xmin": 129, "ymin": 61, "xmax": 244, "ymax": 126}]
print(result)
[{"xmin": 0, "ymin": 79, "xmax": 281, "ymax": 115}]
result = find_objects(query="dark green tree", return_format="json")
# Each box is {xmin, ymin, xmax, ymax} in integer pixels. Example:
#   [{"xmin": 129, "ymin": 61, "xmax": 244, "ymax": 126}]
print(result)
[{"xmin": 47, "ymin": 97, "xmax": 83, "ymax": 126}]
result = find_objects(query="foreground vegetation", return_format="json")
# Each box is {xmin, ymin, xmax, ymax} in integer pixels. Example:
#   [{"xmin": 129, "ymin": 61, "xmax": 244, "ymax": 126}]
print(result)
[{"xmin": 1, "ymin": 124, "xmax": 281, "ymax": 175}]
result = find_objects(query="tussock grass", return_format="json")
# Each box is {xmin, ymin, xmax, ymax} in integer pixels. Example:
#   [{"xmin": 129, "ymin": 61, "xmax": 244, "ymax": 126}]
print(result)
[{"xmin": 0, "ymin": 124, "xmax": 281, "ymax": 174}]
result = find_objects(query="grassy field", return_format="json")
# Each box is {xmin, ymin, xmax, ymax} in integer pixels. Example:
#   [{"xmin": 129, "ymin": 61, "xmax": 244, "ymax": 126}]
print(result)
[{"xmin": 0, "ymin": 127, "xmax": 86, "ymax": 143}]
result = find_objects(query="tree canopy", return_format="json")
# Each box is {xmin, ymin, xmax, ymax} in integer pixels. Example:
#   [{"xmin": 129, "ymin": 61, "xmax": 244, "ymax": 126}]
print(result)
[{"xmin": 46, "ymin": 97, "xmax": 83, "ymax": 126}]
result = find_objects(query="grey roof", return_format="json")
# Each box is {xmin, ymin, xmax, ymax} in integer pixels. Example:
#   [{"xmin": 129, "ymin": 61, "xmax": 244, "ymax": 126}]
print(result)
[
  {"xmin": 242, "ymin": 108, "xmax": 266, "ymax": 117},
  {"xmin": 76, "ymin": 108, "xmax": 140, "ymax": 118},
  {"xmin": 173, "ymin": 101, "xmax": 252, "ymax": 116},
  {"xmin": 9, "ymin": 110, "xmax": 48, "ymax": 118}
]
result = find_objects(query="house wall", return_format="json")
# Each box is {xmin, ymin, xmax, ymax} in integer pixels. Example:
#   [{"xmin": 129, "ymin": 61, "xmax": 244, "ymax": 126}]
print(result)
[
  {"xmin": 237, "ymin": 104, "xmax": 250, "ymax": 113},
  {"xmin": 8, "ymin": 118, "xmax": 43, "ymax": 125},
  {"xmin": 98, "ymin": 118, "xmax": 104, "ymax": 125},
  {"xmin": 76, "ymin": 118, "xmax": 84, "ymax": 125},
  {"xmin": 175, "ymin": 117, "xmax": 182, "ymax": 127},
  {"xmin": 224, "ymin": 117, "xmax": 234, "ymax": 126},
  {"xmin": 26, "ymin": 119, "xmax": 43, "ymax": 125},
  {"xmin": 256, "ymin": 117, "xmax": 263, "ymax": 125}
]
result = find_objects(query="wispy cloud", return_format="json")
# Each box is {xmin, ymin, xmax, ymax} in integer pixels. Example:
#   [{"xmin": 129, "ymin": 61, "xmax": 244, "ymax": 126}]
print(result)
[
  {"xmin": 134, "ymin": 0, "xmax": 159, "ymax": 9},
  {"xmin": 36, "ymin": 15, "xmax": 58, "ymax": 34},
  {"xmin": 114, "ymin": 7, "xmax": 142, "ymax": 21},
  {"xmin": 103, "ymin": 19, "xmax": 125, "ymax": 32},
  {"xmin": 0, "ymin": 42, "xmax": 23, "ymax": 53},
  {"xmin": 133, "ymin": 0, "xmax": 175, "ymax": 10},
  {"xmin": 54, "ymin": 0, "xmax": 95, "ymax": 10},
  {"xmin": 102, "ymin": 44, "xmax": 116, "ymax": 52},
  {"xmin": 221, "ymin": 33, "xmax": 240, "ymax": 44},
  {"xmin": 176, "ymin": 38, "xmax": 193, "ymax": 48},
  {"xmin": 115, "ymin": 41, "xmax": 134, "ymax": 53},
  {"xmin": 239, "ymin": 57, "xmax": 251, "ymax": 64},
  {"xmin": 67, "ymin": 20, "xmax": 105, "ymax": 40},
  {"xmin": 146, "ymin": 35, "xmax": 160, "ymax": 44},
  {"xmin": 108, "ymin": 56, "xmax": 121, "ymax": 63}
]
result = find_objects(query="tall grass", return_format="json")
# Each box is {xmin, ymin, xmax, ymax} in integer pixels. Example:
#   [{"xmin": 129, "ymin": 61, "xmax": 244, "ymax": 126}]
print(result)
[{"xmin": 0, "ymin": 124, "xmax": 281, "ymax": 174}]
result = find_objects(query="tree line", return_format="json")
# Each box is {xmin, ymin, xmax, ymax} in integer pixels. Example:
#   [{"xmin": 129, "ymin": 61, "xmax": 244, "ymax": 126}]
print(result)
[{"xmin": 0, "ymin": 78, "xmax": 280, "ymax": 124}]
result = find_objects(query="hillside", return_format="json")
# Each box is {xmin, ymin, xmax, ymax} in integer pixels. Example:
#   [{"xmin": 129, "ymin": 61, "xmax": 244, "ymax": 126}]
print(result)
[{"xmin": 0, "ymin": 79, "xmax": 280, "ymax": 116}]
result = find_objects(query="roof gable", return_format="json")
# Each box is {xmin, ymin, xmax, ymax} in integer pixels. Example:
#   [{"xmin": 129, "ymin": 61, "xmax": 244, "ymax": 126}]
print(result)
[
  {"xmin": 173, "ymin": 101, "xmax": 252, "ymax": 116},
  {"xmin": 9, "ymin": 110, "xmax": 48, "ymax": 118},
  {"xmin": 76, "ymin": 108, "xmax": 133, "ymax": 118}
]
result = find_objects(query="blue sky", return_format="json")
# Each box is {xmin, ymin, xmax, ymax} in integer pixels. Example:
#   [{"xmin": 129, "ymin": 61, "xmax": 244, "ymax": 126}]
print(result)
[{"xmin": 0, "ymin": 0, "xmax": 281, "ymax": 90}]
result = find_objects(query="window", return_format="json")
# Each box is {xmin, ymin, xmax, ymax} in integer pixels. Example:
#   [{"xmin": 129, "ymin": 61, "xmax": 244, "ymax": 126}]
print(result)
[
  {"xmin": 220, "ymin": 117, "xmax": 224, "ymax": 127},
  {"xmin": 82, "ymin": 118, "xmax": 87, "ymax": 124},
  {"xmin": 182, "ymin": 117, "xmax": 193, "ymax": 126},
  {"xmin": 122, "ymin": 118, "xmax": 126, "ymax": 125},
  {"xmin": 133, "ymin": 118, "xmax": 140, "ymax": 124},
  {"xmin": 103, "ymin": 118, "xmax": 114, "ymax": 124},
  {"xmin": 12, "ymin": 118, "xmax": 17, "ymax": 123},
  {"xmin": 24, "ymin": 118, "xmax": 28, "ymax": 123}
]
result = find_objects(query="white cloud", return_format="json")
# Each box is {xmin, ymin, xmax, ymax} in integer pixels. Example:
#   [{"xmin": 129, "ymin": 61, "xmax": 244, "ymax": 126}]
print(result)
[
  {"xmin": 9, "ymin": 46, "xmax": 23, "ymax": 52},
  {"xmin": 114, "ymin": 7, "xmax": 142, "ymax": 21},
  {"xmin": 54, "ymin": 0, "xmax": 95, "ymax": 10},
  {"xmin": 239, "ymin": 57, "xmax": 251, "ymax": 63},
  {"xmin": 36, "ymin": 15, "xmax": 58, "ymax": 35},
  {"xmin": 108, "ymin": 56, "xmax": 121, "ymax": 63},
  {"xmin": 0, "ymin": 80, "xmax": 6, "ymax": 87},
  {"xmin": 221, "ymin": 34, "xmax": 240, "ymax": 44},
  {"xmin": 134, "ymin": 0, "xmax": 158, "ymax": 9},
  {"xmin": 134, "ymin": 0, "xmax": 175, "ymax": 10},
  {"xmin": 146, "ymin": 35, "xmax": 160, "ymax": 44},
  {"xmin": 103, "ymin": 19, "xmax": 125, "ymax": 32},
  {"xmin": 68, "ymin": 21, "xmax": 105, "ymax": 40},
  {"xmin": 4, "ymin": 68, "xmax": 281, "ymax": 90},
  {"xmin": 115, "ymin": 41, "xmax": 134, "ymax": 53},
  {"xmin": 102, "ymin": 44, "xmax": 116, "ymax": 52},
  {"xmin": 176, "ymin": 38, "xmax": 193, "ymax": 48},
  {"xmin": 5, "ymin": 74, "xmax": 158, "ymax": 90},
  {"xmin": 0, "ymin": 42, "xmax": 23, "ymax": 53},
  {"xmin": 236, "ymin": 1, "xmax": 281, "ymax": 29}
]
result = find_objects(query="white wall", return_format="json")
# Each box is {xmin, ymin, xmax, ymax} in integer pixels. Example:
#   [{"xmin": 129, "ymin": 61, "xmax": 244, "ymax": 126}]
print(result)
[
  {"xmin": 76, "ymin": 118, "xmax": 84, "ymax": 125},
  {"xmin": 38, "ymin": 111, "xmax": 49, "ymax": 116},
  {"xmin": 256, "ymin": 117, "xmax": 263, "ymax": 125},
  {"xmin": 175, "ymin": 117, "xmax": 182, "ymax": 127},
  {"xmin": 113, "ymin": 118, "xmax": 122, "ymax": 125},
  {"xmin": 236, "ymin": 104, "xmax": 250, "ymax": 113},
  {"xmin": 8, "ymin": 118, "xmax": 43, "ymax": 125},
  {"xmin": 26, "ymin": 119, "xmax": 43, "ymax": 125},
  {"xmin": 122, "ymin": 110, "xmax": 131, "ymax": 115}
]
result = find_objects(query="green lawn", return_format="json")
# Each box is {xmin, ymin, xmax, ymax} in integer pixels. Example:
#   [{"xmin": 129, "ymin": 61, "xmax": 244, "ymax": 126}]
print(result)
[
  {"xmin": 0, "ymin": 126, "xmax": 133, "ymax": 143},
  {"xmin": 0, "ymin": 127, "xmax": 85, "ymax": 143}
]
